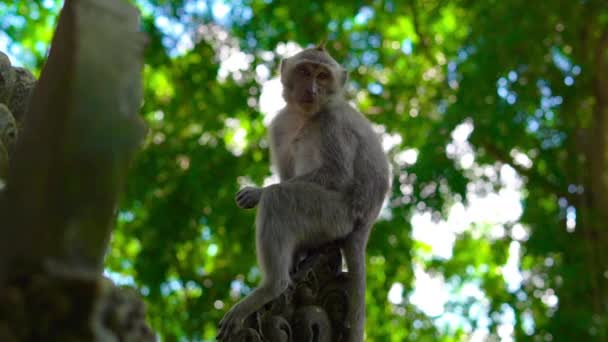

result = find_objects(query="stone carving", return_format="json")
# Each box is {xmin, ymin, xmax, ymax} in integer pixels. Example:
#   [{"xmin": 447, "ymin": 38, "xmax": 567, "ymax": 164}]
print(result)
[
  {"xmin": 227, "ymin": 244, "xmax": 352, "ymax": 342},
  {"xmin": 0, "ymin": 51, "xmax": 33, "ymax": 181},
  {"xmin": 0, "ymin": 0, "xmax": 154, "ymax": 339},
  {"xmin": 0, "ymin": 266, "xmax": 155, "ymax": 342}
]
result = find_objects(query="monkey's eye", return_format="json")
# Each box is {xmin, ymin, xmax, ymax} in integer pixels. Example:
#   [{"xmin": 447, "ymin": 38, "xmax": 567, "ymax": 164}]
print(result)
[
  {"xmin": 297, "ymin": 67, "xmax": 311, "ymax": 77},
  {"xmin": 317, "ymin": 71, "xmax": 331, "ymax": 80}
]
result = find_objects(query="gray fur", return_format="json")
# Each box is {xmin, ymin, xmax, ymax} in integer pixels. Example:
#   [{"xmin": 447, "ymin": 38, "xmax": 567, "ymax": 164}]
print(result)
[{"xmin": 218, "ymin": 47, "xmax": 390, "ymax": 342}]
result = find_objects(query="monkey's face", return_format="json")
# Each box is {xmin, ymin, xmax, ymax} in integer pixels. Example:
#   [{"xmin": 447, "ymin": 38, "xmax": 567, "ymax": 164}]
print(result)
[
  {"xmin": 286, "ymin": 62, "xmax": 337, "ymax": 114},
  {"xmin": 281, "ymin": 47, "xmax": 347, "ymax": 116}
]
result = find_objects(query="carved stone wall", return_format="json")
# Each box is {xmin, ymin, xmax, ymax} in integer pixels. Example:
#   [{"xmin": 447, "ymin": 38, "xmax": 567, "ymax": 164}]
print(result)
[
  {"xmin": 0, "ymin": 50, "xmax": 157, "ymax": 342},
  {"xmin": 229, "ymin": 244, "xmax": 352, "ymax": 342},
  {"xmin": 0, "ymin": 51, "xmax": 34, "ymax": 181},
  {"xmin": 0, "ymin": 0, "xmax": 157, "ymax": 339}
]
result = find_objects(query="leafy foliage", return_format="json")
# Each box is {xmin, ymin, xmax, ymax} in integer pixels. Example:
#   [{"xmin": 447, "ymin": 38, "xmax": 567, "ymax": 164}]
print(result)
[{"xmin": 3, "ymin": 0, "xmax": 608, "ymax": 340}]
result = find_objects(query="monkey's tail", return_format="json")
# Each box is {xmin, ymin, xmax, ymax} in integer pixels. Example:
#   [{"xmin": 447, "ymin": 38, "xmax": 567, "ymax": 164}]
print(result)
[{"xmin": 341, "ymin": 222, "xmax": 371, "ymax": 342}]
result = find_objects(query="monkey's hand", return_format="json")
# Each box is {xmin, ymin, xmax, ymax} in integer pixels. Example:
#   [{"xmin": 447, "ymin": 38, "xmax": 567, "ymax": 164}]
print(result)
[{"xmin": 235, "ymin": 186, "xmax": 263, "ymax": 209}]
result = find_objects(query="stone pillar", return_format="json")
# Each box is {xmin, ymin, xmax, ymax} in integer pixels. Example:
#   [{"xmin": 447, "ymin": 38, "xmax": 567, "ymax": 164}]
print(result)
[{"xmin": 228, "ymin": 244, "xmax": 352, "ymax": 342}]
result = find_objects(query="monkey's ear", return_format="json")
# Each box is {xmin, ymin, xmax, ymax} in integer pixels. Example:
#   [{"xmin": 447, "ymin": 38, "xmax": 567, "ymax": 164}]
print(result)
[
  {"xmin": 280, "ymin": 58, "xmax": 290, "ymax": 75},
  {"xmin": 340, "ymin": 68, "xmax": 349, "ymax": 86},
  {"xmin": 316, "ymin": 40, "xmax": 326, "ymax": 51},
  {"xmin": 279, "ymin": 58, "xmax": 290, "ymax": 84}
]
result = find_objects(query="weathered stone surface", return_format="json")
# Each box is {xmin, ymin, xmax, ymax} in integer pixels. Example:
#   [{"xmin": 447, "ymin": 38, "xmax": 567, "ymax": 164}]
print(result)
[
  {"xmin": 0, "ymin": 51, "xmax": 37, "ymax": 124},
  {"xmin": 0, "ymin": 141, "xmax": 7, "ymax": 181},
  {"xmin": 7, "ymin": 67, "xmax": 35, "ymax": 123},
  {"xmin": 0, "ymin": 0, "xmax": 147, "ymax": 279},
  {"xmin": 0, "ymin": 266, "xmax": 155, "ymax": 342},
  {"xmin": 0, "ymin": 0, "xmax": 155, "ymax": 340},
  {"xmin": 0, "ymin": 52, "xmax": 16, "ymax": 103},
  {"xmin": 227, "ymin": 244, "xmax": 351, "ymax": 342},
  {"xmin": 0, "ymin": 104, "xmax": 17, "ymax": 150},
  {"xmin": 0, "ymin": 57, "xmax": 27, "ymax": 186}
]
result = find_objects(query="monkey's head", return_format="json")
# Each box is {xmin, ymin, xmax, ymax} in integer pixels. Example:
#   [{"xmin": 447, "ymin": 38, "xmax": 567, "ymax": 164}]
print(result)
[{"xmin": 280, "ymin": 44, "xmax": 348, "ymax": 115}]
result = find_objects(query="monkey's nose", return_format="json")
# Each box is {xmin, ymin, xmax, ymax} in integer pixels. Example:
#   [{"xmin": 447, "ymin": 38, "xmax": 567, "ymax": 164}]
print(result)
[{"xmin": 302, "ymin": 91, "xmax": 315, "ymax": 103}]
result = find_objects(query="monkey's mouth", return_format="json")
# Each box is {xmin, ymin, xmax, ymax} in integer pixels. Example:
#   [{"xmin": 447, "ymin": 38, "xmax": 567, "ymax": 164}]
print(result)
[
  {"xmin": 300, "ymin": 96, "xmax": 315, "ymax": 104},
  {"xmin": 300, "ymin": 93, "xmax": 316, "ymax": 104}
]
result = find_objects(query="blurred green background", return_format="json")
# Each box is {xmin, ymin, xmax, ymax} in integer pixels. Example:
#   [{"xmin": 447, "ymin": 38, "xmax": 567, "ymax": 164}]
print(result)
[{"xmin": 2, "ymin": 0, "xmax": 608, "ymax": 340}]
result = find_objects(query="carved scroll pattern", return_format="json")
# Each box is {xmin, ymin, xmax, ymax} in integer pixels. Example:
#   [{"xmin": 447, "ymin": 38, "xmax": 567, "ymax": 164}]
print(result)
[{"xmin": 228, "ymin": 244, "xmax": 351, "ymax": 342}]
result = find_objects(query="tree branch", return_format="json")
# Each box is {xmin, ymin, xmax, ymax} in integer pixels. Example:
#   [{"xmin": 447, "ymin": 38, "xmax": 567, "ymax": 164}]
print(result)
[
  {"xmin": 478, "ymin": 138, "xmax": 573, "ymax": 201},
  {"xmin": 589, "ymin": 29, "xmax": 608, "ymax": 213},
  {"xmin": 409, "ymin": 0, "xmax": 436, "ymax": 63}
]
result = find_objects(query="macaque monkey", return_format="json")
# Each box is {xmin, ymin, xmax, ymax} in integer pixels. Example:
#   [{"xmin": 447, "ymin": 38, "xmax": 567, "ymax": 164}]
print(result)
[{"xmin": 218, "ymin": 43, "xmax": 390, "ymax": 342}]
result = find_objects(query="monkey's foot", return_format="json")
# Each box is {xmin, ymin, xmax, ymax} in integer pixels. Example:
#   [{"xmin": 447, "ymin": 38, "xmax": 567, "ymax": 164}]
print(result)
[{"xmin": 217, "ymin": 303, "xmax": 248, "ymax": 341}]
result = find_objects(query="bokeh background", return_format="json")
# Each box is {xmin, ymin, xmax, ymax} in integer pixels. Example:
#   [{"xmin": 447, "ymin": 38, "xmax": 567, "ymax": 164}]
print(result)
[{"xmin": 2, "ymin": 0, "xmax": 607, "ymax": 340}]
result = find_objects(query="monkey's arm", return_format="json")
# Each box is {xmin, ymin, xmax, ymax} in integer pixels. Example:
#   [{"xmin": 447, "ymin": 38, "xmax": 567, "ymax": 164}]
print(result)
[
  {"xmin": 288, "ymin": 113, "xmax": 356, "ymax": 191},
  {"xmin": 268, "ymin": 113, "xmax": 295, "ymax": 181},
  {"xmin": 347, "ymin": 116, "xmax": 390, "ymax": 223},
  {"xmin": 234, "ymin": 115, "xmax": 290, "ymax": 211}
]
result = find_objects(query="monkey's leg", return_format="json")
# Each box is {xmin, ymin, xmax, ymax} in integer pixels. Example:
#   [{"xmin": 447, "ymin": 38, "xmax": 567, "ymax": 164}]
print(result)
[
  {"xmin": 218, "ymin": 182, "xmax": 353, "ymax": 340},
  {"xmin": 342, "ymin": 226, "xmax": 372, "ymax": 342},
  {"xmin": 259, "ymin": 182, "xmax": 356, "ymax": 255},
  {"xmin": 217, "ymin": 238, "xmax": 292, "ymax": 341}
]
